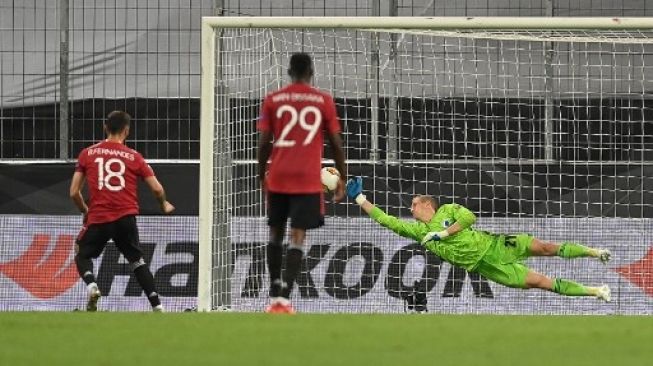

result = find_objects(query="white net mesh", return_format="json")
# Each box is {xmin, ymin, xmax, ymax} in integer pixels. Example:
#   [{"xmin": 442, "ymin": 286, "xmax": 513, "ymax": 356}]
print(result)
[{"xmin": 207, "ymin": 27, "xmax": 653, "ymax": 314}]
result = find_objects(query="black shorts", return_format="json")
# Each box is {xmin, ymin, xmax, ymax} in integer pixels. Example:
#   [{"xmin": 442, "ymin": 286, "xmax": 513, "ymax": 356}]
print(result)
[
  {"xmin": 267, "ymin": 192, "xmax": 324, "ymax": 230},
  {"xmin": 76, "ymin": 215, "xmax": 143, "ymax": 263}
]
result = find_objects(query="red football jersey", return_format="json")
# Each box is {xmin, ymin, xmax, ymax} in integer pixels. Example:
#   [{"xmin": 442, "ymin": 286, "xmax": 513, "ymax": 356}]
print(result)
[
  {"xmin": 257, "ymin": 83, "xmax": 341, "ymax": 193},
  {"xmin": 75, "ymin": 140, "xmax": 154, "ymax": 224}
]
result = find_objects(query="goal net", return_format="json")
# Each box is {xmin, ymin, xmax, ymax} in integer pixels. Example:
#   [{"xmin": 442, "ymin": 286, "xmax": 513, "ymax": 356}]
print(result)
[{"xmin": 199, "ymin": 17, "xmax": 653, "ymax": 314}]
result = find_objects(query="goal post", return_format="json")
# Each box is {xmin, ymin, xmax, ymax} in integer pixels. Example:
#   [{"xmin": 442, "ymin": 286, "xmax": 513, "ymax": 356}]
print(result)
[
  {"xmin": 200, "ymin": 16, "xmax": 653, "ymax": 30},
  {"xmin": 198, "ymin": 21, "xmax": 215, "ymax": 312},
  {"xmin": 199, "ymin": 17, "xmax": 653, "ymax": 313}
]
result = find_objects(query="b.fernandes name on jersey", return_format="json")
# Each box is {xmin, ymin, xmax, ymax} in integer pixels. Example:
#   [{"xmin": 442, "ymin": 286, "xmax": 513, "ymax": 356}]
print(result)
[{"xmin": 87, "ymin": 147, "xmax": 135, "ymax": 161}]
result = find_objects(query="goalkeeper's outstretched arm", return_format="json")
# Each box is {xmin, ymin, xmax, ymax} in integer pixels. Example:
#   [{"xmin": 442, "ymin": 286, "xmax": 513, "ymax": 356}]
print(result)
[
  {"xmin": 344, "ymin": 176, "xmax": 377, "ymax": 215},
  {"xmin": 346, "ymin": 177, "xmax": 425, "ymax": 242},
  {"xmin": 353, "ymin": 190, "xmax": 375, "ymax": 215}
]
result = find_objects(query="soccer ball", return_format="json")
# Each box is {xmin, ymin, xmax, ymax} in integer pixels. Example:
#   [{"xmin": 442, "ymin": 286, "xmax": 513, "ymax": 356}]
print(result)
[{"xmin": 320, "ymin": 167, "xmax": 340, "ymax": 192}]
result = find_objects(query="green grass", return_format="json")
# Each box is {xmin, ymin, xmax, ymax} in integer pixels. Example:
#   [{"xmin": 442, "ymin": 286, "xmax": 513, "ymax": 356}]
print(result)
[{"xmin": 0, "ymin": 313, "xmax": 651, "ymax": 366}]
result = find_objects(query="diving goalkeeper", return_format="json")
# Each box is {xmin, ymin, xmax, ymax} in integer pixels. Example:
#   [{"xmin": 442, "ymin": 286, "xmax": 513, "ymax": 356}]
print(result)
[{"xmin": 346, "ymin": 177, "xmax": 612, "ymax": 301}]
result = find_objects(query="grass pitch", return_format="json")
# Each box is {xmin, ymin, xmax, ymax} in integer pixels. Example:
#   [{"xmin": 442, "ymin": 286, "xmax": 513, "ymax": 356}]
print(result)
[{"xmin": 0, "ymin": 312, "xmax": 651, "ymax": 366}]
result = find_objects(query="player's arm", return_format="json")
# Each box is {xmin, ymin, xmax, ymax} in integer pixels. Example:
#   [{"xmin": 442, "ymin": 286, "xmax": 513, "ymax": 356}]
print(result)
[
  {"xmin": 257, "ymin": 130, "xmax": 273, "ymax": 187},
  {"xmin": 144, "ymin": 176, "xmax": 175, "ymax": 214},
  {"xmin": 69, "ymin": 171, "xmax": 88, "ymax": 216},
  {"xmin": 70, "ymin": 152, "xmax": 89, "ymax": 218},
  {"xmin": 326, "ymin": 132, "xmax": 346, "ymax": 201},
  {"xmin": 346, "ymin": 177, "xmax": 424, "ymax": 241},
  {"xmin": 136, "ymin": 154, "xmax": 175, "ymax": 214},
  {"xmin": 256, "ymin": 97, "xmax": 274, "ymax": 190},
  {"xmin": 137, "ymin": 157, "xmax": 174, "ymax": 214},
  {"xmin": 324, "ymin": 95, "xmax": 346, "ymax": 201},
  {"xmin": 421, "ymin": 203, "xmax": 476, "ymax": 244}
]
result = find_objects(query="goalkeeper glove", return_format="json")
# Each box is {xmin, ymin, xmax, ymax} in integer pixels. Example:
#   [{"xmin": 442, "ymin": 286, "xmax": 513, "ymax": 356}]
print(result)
[
  {"xmin": 421, "ymin": 230, "xmax": 449, "ymax": 244},
  {"xmin": 346, "ymin": 177, "xmax": 367, "ymax": 205}
]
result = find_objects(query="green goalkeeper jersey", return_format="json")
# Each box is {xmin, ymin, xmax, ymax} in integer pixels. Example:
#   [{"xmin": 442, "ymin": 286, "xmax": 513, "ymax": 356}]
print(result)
[{"xmin": 369, "ymin": 203, "xmax": 495, "ymax": 271}]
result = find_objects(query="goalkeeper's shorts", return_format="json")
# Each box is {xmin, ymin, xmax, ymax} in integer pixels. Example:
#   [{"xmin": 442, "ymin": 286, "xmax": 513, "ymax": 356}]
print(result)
[{"xmin": 474, "ymin": 234, "xmax": 534, "ymax": 289}]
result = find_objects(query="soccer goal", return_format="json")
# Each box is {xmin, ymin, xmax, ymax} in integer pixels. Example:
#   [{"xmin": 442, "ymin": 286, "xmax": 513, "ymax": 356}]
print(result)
[{"xmin": 199, "ymin": 17, "xmax": 653, "ymax": 314}]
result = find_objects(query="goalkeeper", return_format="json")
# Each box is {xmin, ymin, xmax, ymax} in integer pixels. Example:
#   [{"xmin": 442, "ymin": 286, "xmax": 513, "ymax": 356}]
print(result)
[{"xmin": 346, "ymin": 177, "xmax": 612, "ymax": 301}]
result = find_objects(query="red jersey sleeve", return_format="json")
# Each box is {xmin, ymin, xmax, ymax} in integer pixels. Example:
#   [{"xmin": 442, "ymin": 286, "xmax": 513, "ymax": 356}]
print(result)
[
  {"xmin": 75, "ymin": 149, "xmax": 87, "ymax": 173},
  {"xmin": 257, "ymin": 97, "xmax": 272, "ymax": 132},
  {"xmin": 136, "ymin": 154, "xmax": 155, "ymax": 178},
  {"xmin": 324, "ymin": 95, "xmax": 341, "ymax": 135}
]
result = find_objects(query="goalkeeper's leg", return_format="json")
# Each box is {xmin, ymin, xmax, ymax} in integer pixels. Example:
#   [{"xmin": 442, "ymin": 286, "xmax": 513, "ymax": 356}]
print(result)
[
  {"xmin": 476, "ymin": 259, "xmax": 610, "ymax": 302},
  {"xmin": 528, "ymin": 238, "xmax": 611, "ymax": 264},
  {"xmin": 524, "ymin": 270, "xmax": 611, "ymax": 302}
]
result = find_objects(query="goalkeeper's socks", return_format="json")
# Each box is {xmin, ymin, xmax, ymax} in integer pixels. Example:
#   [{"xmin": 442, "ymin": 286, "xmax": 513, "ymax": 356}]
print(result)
[
  {"xmin": 557, "ymin": 242, "xmax": 598, "ymax": 259},
  {"xmin": 552, "ymin": 278, "xmax": 591, "ymax": 296},
  {"xmin": 147, "ymin": 292, "xmax": 162, "ymax": 308},
  {"xmin": 281, "ymin": 244, "xmax": 304, "ymax": 299}
]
